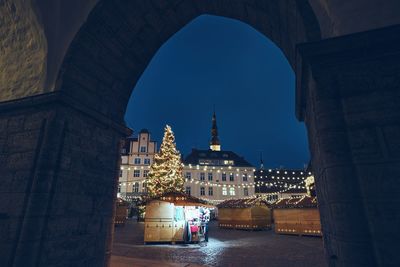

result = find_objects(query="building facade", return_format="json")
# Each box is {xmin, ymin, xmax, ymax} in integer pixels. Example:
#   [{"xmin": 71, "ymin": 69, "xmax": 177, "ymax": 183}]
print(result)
[
  {"xmin": 118, "ymin": 129, "xmax": 157, "ymax": 201},
  {"xmin": 182, "ymin": 112, "xmax": 255, "ymax": 204},
  {"xmin": 254, "ymin": 160, "xmax": 312, "ymax": 203}
]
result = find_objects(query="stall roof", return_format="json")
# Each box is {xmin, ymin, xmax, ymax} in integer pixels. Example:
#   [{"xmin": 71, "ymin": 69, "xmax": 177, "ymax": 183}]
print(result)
[
  {"xmin": 150, "ymin": 192, "xmax": 214, "ymax": 208},
  {"xmin": 217, "ymin": 198, "xmax": 269, "ymax": 209},
  {"xmin": 272, "ymin": 196, "xmax": 318, "ymax": 209}
]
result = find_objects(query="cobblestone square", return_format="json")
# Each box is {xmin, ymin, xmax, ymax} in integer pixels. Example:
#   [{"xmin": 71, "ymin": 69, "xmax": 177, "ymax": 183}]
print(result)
[{"xmin": 111, "ymin": 219, "xmax": 327, "ymax": 267}]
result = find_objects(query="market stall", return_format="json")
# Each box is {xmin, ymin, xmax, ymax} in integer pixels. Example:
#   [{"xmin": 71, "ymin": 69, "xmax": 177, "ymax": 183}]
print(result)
[
  {"xmin": 273, "ymin": 196, "xmax": 321, "ymax": 236},
  {"xmin": 144, "ymin": 192, "xmax": 214, "ymax": 244},
  {"xmin": 217, "ymin": 198, "xmax": 272, "ymax": 230},
  {"xmin": 114, "ymin": 198, "xmax": 129, "ymax": 226}
]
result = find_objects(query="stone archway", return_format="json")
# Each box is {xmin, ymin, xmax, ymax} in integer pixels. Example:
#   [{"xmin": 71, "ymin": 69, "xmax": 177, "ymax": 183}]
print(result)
[{"xmin": 1, "ymin": 0, "xmax": 399, "ymax": 266}]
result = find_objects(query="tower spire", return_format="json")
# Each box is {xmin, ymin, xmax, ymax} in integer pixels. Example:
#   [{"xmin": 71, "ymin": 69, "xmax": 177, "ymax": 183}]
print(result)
[
  {"xmin": 210, "ymin": 109, "xmax": 221, "ymax": 151},
  {"xmin": 260, "ymin": 152, "xmax": 264, "ymax": 170}
]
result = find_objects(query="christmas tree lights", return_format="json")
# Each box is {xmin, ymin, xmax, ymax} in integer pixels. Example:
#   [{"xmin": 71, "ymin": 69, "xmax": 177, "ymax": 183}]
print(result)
[{"xmin": 146, "ymin": 125, "xmax": 184, "ymax": 197}]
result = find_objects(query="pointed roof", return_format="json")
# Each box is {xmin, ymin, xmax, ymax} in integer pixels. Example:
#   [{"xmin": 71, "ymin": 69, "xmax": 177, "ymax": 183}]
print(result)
[{"xmin": 210, "ymin": 111, "xmax": 220, "ymax": 147}]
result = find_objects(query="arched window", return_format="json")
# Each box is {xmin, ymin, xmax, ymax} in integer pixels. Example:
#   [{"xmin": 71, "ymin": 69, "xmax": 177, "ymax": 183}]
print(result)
[{"xmin": 133, "ymin": 182, "xmax": 139, "ymax": 193}]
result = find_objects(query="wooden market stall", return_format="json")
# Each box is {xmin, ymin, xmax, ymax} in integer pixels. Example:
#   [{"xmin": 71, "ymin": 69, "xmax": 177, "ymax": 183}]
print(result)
[
  {"xmin": 144, "ymin": 192, "xmax": 214, "ymax": 244},
  {"xmin": 217, "ymin": 198, "xmax": 272, "ymax": 230},
  {"xmin": 273, "ymin": 196, "xmax": 322, "ymax": 236},
  {"xmin": 114, "ymin": 198, "xmax": 129, "ymax": 226}
]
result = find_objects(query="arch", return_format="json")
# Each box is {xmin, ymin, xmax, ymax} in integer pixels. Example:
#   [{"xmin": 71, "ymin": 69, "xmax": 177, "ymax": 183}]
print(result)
[{"xmin": 56, "ymin": 0, "xmax": 321, "ymax": 123}]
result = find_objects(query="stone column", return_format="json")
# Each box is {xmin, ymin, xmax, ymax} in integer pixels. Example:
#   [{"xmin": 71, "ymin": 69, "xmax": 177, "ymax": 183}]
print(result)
[
  {"xmin": 297, "ymin": 25, "xmax": 400, "ymax": 267},
  {"xmin": 0, "ymin": 92, "xmax": 130, "ymax": 266}
]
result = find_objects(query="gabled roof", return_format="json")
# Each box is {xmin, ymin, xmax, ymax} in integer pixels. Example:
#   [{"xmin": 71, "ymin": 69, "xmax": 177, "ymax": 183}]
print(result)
[
  {"xmin": 217, "ymin": 197, "xmax": 269, "ymax": 208},
  {"xmin": 184, "ymin": 149, "xmax": 253, "ymax": 167},
  {"xmin": 272, "ymin": 196, "xmax": 318, "ymax": 209}
]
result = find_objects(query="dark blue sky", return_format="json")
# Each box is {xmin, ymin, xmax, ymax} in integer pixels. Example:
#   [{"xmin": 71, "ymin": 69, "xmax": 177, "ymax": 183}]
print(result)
[{"xmin": 125, "ymin": 15, "xmax": 309, "ymax": 169}]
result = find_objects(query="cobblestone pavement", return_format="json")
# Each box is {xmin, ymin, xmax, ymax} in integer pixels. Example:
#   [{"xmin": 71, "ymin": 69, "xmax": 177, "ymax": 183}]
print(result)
[{"xmin": 112, "ymin": 219, "xmax": 327, "ymax": 267}]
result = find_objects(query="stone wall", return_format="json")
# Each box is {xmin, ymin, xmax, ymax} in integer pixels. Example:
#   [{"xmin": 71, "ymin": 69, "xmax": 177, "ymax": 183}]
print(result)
[
  {"xmin": 298, "ymin": 25, "xmax": 400, "ymax": 266},
  {"xmin": 0, "ymin": 92, "xmax": 129, "ymax": 266},
  {"xmin": 0, "ymin": 0, "xmax": 47, "ymax": 101}
]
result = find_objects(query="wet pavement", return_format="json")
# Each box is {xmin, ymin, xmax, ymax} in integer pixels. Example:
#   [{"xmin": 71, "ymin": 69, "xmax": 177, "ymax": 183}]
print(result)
[{"xmin": 111, "ymin": 219, "xmax": 327, "ymax": 267}]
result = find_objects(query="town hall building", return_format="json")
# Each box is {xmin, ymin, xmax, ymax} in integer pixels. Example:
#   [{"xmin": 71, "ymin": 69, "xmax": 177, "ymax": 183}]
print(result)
[{"xmin": 182, "ymin": 112, "xmax": 255, "ymax": 204}]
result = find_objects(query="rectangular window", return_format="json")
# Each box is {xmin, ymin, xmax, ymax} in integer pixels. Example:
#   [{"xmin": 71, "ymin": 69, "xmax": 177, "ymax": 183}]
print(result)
[
  {"xmin": 200, "ymin": 172, "xmax": 205, "ymax": 181},
  {"xmin": 186, "ymin": 186, "xmax": 191, "ymax": 196},
  {"xmin": 229, "ymin": 187, "xmax": 235, "ymax": 196},
  {"xmin": 134, "ymin": 158, "xmax": 141, "ymax": 164},
  {"xmin": 243, "ymin": 173, "xmax": 248, "ymax": 182},
  {"xmin": 208, "ymin": 187, "xmax": 213, "ymax": 196},
  {"xmin": 222, "ymin": 187, "xmax": 227, "ymax": 196},
  {"xmin": 208, "ymin": 172, "xmax": 213, "ymax": 181},
  {"xmin": 143, "ymin": 170, "xmax": 149, "ymax": 177},
  {"xmin": 229, "ymin": 173, "xmax": 234, "ymax": 181},
  {"xmin": 200, "ymin": 187, "xmax": 205, "ymax": 196},
  {"xmin": 140, "ymin": 146, "xmax": 146, "ymax": 153},
  {"xmin": 133, "ymin": 170, "xmax": 140, "ymax": 177},
  {"xmin": 144, "ymin": 158, "xmax": 150, "ymax": 165},
  {"xmin": 243, "ymin": 187, "xmax": 249, "ymax": 196},
  {"xmin": 119, "ymin": 170, "xmax": 123, "ymax": 177},
  {"xmin": 222, "ymin": 173, "xmax": 227, "ymax": 181},
  {"xmin": 185, "ymin": 172, "xmax": 191, "ymax": 180}
]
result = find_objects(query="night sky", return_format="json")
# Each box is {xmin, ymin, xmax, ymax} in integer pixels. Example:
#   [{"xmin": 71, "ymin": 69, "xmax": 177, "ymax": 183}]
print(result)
[{"xmin": 124, "ymin": 15, "xmax": 309, "ymax": 169}]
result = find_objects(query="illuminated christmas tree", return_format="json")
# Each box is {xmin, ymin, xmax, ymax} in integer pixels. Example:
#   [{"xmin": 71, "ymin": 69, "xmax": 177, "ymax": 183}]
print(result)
[{"xmin": 146, "ymin": 125, "xmax": 184, "ymax": 197}]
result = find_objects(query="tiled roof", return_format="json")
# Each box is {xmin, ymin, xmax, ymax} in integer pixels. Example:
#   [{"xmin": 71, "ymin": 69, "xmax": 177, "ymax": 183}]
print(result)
[
  {"xmin": 183, "ymin": 149, "xmax": 253, "ymax": 167},
  {"xmin": 217, "ymin": 197, "xmax": 269, "ymax": 208},
  {"xmin": 272, "ymin": 196, "xmax": 318, "ymax": 209}
]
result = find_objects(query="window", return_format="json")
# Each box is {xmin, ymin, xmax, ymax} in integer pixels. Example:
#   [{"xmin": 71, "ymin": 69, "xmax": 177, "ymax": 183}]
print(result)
[
  {"xmin": 186, "ymin": 186, "xmax": 191, "ymax": 196},
  {"xmin": 143, "ymin": 170, "xmax": 149, "ymax": 177},
  {"xmin": 243, "ymin": 173, "xmax": 248, "ymax": 182},
  {"xmin": 222, "ymin": 187, "xmax": 227, "ymax": 195},
  {"xmin": 229, "ymin": 187, "xmax": 235, "ymax": 196},
  {"xmin": 134, "ymin": 158, "xmax": 141, "ymax": 164},
  {"xmin": 222, "ymin": 173, "xmax": 226, "ymax": 181},
  {"xmin": 185, "ymin": 172, "xmax": 191, "ymax": 180},
  {"xmin": 119, "ymin": 170, "xmax": 123, "ymax": 177},
  {"xmin": 142, "ymin": 182, "xmax": 147, "ymax": 193},
  {"xmin": 200, "ymin": 173, "xmax": 205, "ymax": 181},
  {"xmin": 121, "ymin": 148, "xmax": 126, "ymax": 154},
  {"xmin": 208, "ymin": 172, "xmax": 213, "ymax": 181},
  {"xmin": 144, "ymin": 158, "xmax": 150, "ymax": 165},
  {"xmin": 133, "ymin": 182, "xmax": 139, "ymax": 193},
  {"xmin": 140, "ymin": 146, "xmax": 146, "ymax": 153},
  {"xmin": 208, "ymin": 187, "xmax": 213, "ymax": 196},
  {"xmin": 243, "ymin": 187, "xmax": 249, "ymax": 196},
  {"xmin": 118, "ymin": 186, "xmax": 121, "ymax": 193},
  {"xmin": 133, "ymin": 170, "xmax": 140, "ymax": 177},
  {"xmin": 229, "ymin": 173, "xmax": 234, "ymax": 181},
  {"xmin": 200, "ymin": 187, "xmax": 205, "ymax": 196}
]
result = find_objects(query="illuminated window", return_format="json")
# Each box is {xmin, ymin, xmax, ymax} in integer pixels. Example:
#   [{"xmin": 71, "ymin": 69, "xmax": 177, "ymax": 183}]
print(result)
[
  {"xmin": 222, "ymin": 187, "xmax": 227, "ymax": 195},
  {"xmin": 200, "ymin": 187, "xmax": 205, "ymax": 196},
  {"xmin": 229, "ymin": 187, "xmax": 235, "ymax": 196},
  {"xmin": 142, "ymin": 182, "xmax": 147, "ymax": 193},
  {"xmin": 133, "ymin": 170, "xmax": 140, "ymax": 177},
  {"xmin": 200, "ymin": 173, "xmax": 205, "ymax": 181}
]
